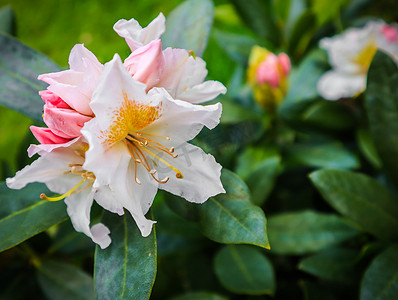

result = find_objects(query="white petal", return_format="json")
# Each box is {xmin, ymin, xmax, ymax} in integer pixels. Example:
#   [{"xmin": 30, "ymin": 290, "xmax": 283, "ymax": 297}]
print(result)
[
  {"xmin": 145, "ymin": 88, "xmax": 222, "ymax": 142},
  {"xmin": 89, "ymin": 54, "xmax": 155, "ymax": 132},
  {"xmin": 82, "ymin": 119, "xmax": 157, "ymax": 237},
  {"xmin": 177, "ymin": 80, "xmax": 227, "ymax": 103},
  {"xmin": 113, "ymin": 13, "xmax": 165, "ymax": 51},
  {"xmin": 65, "ymin": 189, "xmax": 111, "ymax": 249},
  {"xmin": 317, "ymin": 71, "xmax": 366, "ymax": 100},
  {"xmin": 155, "ymin": 143, "xmax": 225, "ymax": 203}
]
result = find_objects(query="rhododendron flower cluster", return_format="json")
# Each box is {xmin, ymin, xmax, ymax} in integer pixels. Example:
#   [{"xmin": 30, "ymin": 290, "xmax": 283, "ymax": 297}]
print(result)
[
  {"xmin": 6, "ymin": 13, "xmax": 226, "ymax": 249},
  {"xmin": 318, "ymin": 21, "xmax": 398, "ymax": 100},
  {"xmin": 247, "ymin": 46, "xmax": 291, "ymax": 110}
]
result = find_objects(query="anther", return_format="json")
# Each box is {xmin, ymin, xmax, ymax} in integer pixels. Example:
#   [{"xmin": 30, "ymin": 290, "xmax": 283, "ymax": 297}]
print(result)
[
  {"xmin": 160, "ymin": 176, "xmax": 170, "ymax": 183},
  {"xmin": 169, "ymin": 147, "xmax": 174, "ymax": 153},
  {"xmin": 150, "ymin": 169, "xmax": 157, "ymax": 175},
  {"xmin": 135, "ymin": 177, "xmax": 141, "ymax": 185}
]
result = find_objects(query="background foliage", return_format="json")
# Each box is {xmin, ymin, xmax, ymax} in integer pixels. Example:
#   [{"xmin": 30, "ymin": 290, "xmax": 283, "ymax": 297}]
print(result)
[{"xmin": 1, "ymin": 0, "xmax": 398, "ymax": 299}]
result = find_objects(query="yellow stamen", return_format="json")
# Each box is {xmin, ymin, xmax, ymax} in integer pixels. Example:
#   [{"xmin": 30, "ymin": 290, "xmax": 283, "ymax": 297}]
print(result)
[
  {"xmin": 40, "ymin": 179, "xmax": 86, "ymax": 202},
  {"xmin": 139, "ymin": 146, "xmax": 184, "ymax": 179}
]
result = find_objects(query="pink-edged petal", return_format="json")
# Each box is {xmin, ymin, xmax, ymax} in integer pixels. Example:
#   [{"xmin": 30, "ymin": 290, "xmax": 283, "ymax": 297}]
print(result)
[
  {"xmin": 113, "ymin": 13, "xmax": 165, "ymax": 51},
  {"xmin": 38, "ymin": 70, "xmax": 93, "ymax": 116},
  {"xmin": 156, "ymin": 143, "xmax": 225, "ymax": 203},
  {"xmin": 28, "ymin": 137, "xmax": 80, "ymax": 157},
  {"xmin": 177, "ymin": 80, "xmax": 227, "ymax": 103},
  {"xmin": 65, "ymin": 189, "xmax": 111, "ymax": 249},
  {"xmin": 39, "ymin": 90, "xmax": 70, "ymax": 108},
  {"xmin": 43, "ymin": 104, "xmax": 92, "ymax": 139},
  {"xmin": 145, "ymin": 88, "xmax": 222, "ymax": 142},
  {"xmin": 124, "ymin": 39, "xmax": 164, "ymax": 90},
  {"xmin": 30, "ymin": 126, "xmax": 71, "ymax": 145},
  {"xmin": 158, "ymin": 48, "xmax": 208, "ymax": 98},
  {"xmin": 317, "ymin": 71, "xmax": 366, "ymax": 100}
]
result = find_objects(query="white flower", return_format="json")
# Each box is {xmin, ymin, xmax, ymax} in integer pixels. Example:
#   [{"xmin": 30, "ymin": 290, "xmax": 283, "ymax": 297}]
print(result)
[
  {"xmin": 113, "ymin": 15, "xmax": 227, "ymax": 104},
  {"xmin": 318, "ymin": 21, "xmax": 398, "ymax": 100},
  {"xmin": 81, "ymin": 54, "xmax": 225, "ymax": 237},
  {"xmin": 6, "ymin": 139, "xmax": 112, "ymax": 249},
  {"xmin": 114, "ymin": 13, "xmax": 166, "ymax": 51}
]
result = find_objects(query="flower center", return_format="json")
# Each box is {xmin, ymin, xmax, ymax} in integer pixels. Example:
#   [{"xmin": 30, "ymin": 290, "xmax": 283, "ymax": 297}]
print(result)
[
  {"xmin": 124, "ymin": 132, "xmax": 183, "ymax": 185},
  {"xmin": 353, "ymin": 42, "xmax": 377, "ymax": 72}
]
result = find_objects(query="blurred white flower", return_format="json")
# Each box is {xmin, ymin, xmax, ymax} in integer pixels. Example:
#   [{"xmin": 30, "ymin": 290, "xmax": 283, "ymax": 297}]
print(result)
[{"xmin": 318, "ymin": 21, "xmax": 398, "ymax": 100}]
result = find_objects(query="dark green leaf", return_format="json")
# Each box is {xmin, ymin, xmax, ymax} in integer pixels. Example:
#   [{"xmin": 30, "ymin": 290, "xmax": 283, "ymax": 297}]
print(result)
[
  {"xmin": 0, "ymin": 6, "xmax": 16, "ymax": 36},
  {"xmin": 198, "ymin": 169, "xmax": 270, "ymax": 248},
  {"xmin": 300, "ymin": 281, "xmax": 339, "ymax": 300},
  {"xmin": 0, "ymin": 182, "xmax": 67, "ymax": 252},
  {"xmin": 287, "ymin": 11, "xmax": 317, "ymax": 57},
  {"xmin": 169, "ymin": 292, "xmax": 228, "ymax": 300},
  {"xmin": 230, "ymin": 0, "xmax": 279, "ymax": 45},
  {"xmin": 219, "ymin": 96, "xmax": 262, "ymax": 125},
  {"xmin": 285, "ymin": 142, "xmax": 359, "ymax": 169},
  {"xmin": 94, "ymin": 212, "xmax": 157, "ymax": 300},
  {"xmin": 365, "ymin": 50, "xmax": 398, "ymax": 184},
  {"xmin": 361, "ymin": 244, "xmax": 398, "ymax": 300},
  {"xmin": 267, "ymin": 210, "xmax": 358, "ymax": 254},
  {"xmin": 162, "ymin": 0, "xmax": 213, "ymax": 57},
  {"xmin": 302, "ymin": 101, "xmax": 355, "ymax": 130},
  {"xmin": 310, "ymin": 169, "xmax": 398, "ymax": 241},
  {"xmin": 299, "ymin": 248, "xmax": 360, "ymax": 283},
  {"xmin": 356, "ymin": 129, "xmax": 382, "ymax": 169},
  {"xmin": 214, "ymin": 245, "xmax": 275, "ymax": 295},
  {"xmin": 164, "ymin": 193, "xmax": 199, "ymax": 222},
  {"xmin": 236, "ymin": 147, "xmax": 281, "ymax": 205},
  {"xmin": 0, "ymin": 33, "xmax": 60, "ymax": 121},
  {"xmin": 37, "ymin": 260, "xmax": 94, "ymax": 300}
]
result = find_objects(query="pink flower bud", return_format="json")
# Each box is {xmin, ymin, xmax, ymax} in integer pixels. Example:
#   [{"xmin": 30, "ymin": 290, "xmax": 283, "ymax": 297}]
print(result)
[
  {"xmin": 124, "ymin": 39, "xmax": 164, "ymax": 90},
  {"xmin": 256, "ymin": 53, "xmax": 280, "ymax": 87},
  {"xmin": 39, "ymin": 90, "xmax": 70, "ymax": 109},
  {"xmin": 278, "ymin": 53, "xmax": 291, "ymax": 76},
  {"xmin": 30, "ymin": 126, "xmax": 71, "ymax": 145},
  {"xmin": 43, "ymin": 103, "xmax": 92, "ymax": 139}
]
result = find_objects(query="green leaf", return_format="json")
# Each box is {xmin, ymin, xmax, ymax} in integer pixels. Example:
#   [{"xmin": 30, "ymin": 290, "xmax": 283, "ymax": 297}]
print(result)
[
  {"xmin": 365, "ymin": 50, "xmax": 398, "ymax": 185},
  {"xmin": 162, "ymin": 0, "xmax": 214, "ymax": 57},
  {"xmin": 212, "ymin": 29, "xmax": 261, "ymax": 64},
  {"xmin": 94, "ymin": 212, "xmax": 157, "ymax": 300},
  {"xmin": 0, "ymin": 6, "xmax": 16, "ymax": 36},
  {"xmin": 267, "ymin": 210, "xmax": 358, "ymax": 254},
  {"xmin": 279, "ymin": 48, "xmax": 329, "ymax": 121},
  {"xmin": 285, "ymin": 142, "xmax": 359, "ymax": 169},
  {"xmin": 37, "ymin": 260, "xmax": 94, "ymax": 300},
  {"xmin": 198, "ymin": 169, "xmax": 270, "ymax": 248},
  {"xmin": 214, "ymin": 245, "xmax": 275, "ymax": 295},
  {"xmin": 300, "ymin": 281, "xmax": 339, "ymax": 300},
  {"xmin": 219, "ymin": 96, "xmax": 262, "ymax": 125},
  {"xmin": 302, "ymin": 101, "xmax": 355, "ymax": 130},
  {"xmin": 169, "ymin": 292, "xmax": 228, "ymax": 300},
  {"xmin": 0, "ymin": 182, "xmax": 67, "ymax": 252},
  {"xmin": 236, "ymin": 147, "xmax": 281, "ymax": 205},
  {"xmin": 311, "ymin": 0, "xmax": 349, "ymax": 26},
  {"xmin": 310, "ymin": 169, "xmax": 398, "ymax": 241},
  {"xmin": 230, "ymin": 0, "xmax": 279, "ymax": 45},
  {"xmin": 361, "ymin": 244, "xmax": 398, "ymax": 300},
  {"xmin": 356, "ymin": 129, "xmax": 382, "ymax": 169},
  {"xmin": 0, "ymin": 33, "xmax": 60, "ymax": 121},
  {"xmin": 287, "ymin": 11, "xmax": 317, "ymax": 57},
  {"xmin": 299, "ymin": 248, "xmax": 360, "ymax": 283}
]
